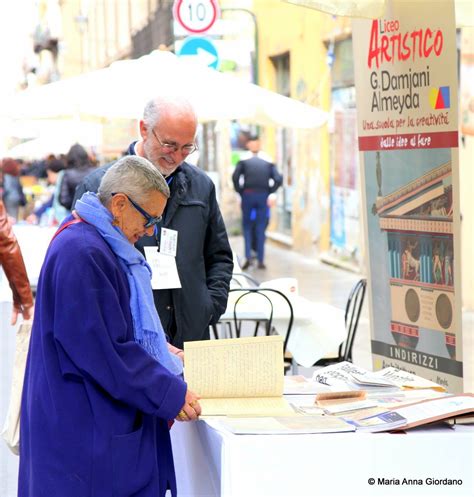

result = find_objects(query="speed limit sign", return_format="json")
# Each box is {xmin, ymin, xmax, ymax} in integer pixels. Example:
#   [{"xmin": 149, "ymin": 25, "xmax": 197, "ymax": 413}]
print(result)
[{"xmin": 173, "ymin": 0, "xmax": 220, "ymax": 34}]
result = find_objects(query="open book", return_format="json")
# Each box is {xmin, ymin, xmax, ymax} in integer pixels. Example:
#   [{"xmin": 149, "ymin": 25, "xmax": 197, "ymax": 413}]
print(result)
[
  {"xmin": 184, "ymin": 336, "xmax": 294, "ymax": 416},
  {"xmin": 390, "ymin": 393, "xmax": 474, "ymax": 429},
  {"xmin": 312, "ymin": 362, "xmax": 446, "ymax": 392},
  {"xmin": 342, "ymin": 394, "xmax": 474, "ymax": 432}
]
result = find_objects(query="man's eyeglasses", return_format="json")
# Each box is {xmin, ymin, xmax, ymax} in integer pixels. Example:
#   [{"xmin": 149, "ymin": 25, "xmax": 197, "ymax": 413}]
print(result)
[
  {"xmin": 112, "ymin": 193, "xmax": 162, "ymax": 229},
  {"xmin": 151, "ymin": 129, "xmax": 197, "ymax": 155}
]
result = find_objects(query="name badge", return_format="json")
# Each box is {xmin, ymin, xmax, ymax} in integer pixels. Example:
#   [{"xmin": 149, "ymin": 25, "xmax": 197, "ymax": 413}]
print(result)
[
  {"xmin": 144, "ymin": 247, "xmax": 182, "ymax": 290},
  {"xmin": 160, "ymin": 228, "xmax": 178, "ymax": 257}
]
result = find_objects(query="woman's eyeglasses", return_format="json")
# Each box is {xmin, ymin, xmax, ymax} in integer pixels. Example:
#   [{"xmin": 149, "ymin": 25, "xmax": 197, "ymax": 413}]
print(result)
[
  {"xmin": 112, "ymin": 193, "xmax": 162, "ymax": 229},
  {"xmin": 152, "ymin": 129, "xmax": 197, "ymax": 155}
]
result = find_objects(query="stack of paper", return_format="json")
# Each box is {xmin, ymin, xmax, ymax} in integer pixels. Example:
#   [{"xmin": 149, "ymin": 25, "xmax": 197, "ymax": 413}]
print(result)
[
  {"xmin": 283, "ymin": 375, "xmax": 331, "ymax": 395},
  {"xmin": 322, "ymin": 400, "xmax": 379, "ymax": 414},
  {"xmin": 373, "ymin": 367, "xmax": 447, "ymax": 392},
  {"xmin": 312, "ymin": 362, "xmax": 398, "ymax": 392}
]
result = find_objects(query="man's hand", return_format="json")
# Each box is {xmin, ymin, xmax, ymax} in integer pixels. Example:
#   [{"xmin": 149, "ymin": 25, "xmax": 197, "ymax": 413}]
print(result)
[
  {"xmin": 11, "ymin": 304, "xmax": 34, "ymax": 325},
  {"xmin": 175, "ymin": 389, "xmax": 202, "ymax": 422}
]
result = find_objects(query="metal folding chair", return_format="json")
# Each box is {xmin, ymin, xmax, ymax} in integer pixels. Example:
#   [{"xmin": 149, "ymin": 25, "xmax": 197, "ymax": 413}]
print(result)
[
  {"xmin": 215, "ymin": 287, "xmax": 294, "ymax": 372},
  {"xmin": 210, "ymin": 272, "xmax": 261, "ymax": 339},
  {"xmin": 313, "ymin": 278, "xmax": 367, "ymax": 366},
  {"xmin": 230, "ymin": 272, "xmax": 260, "ymax": 289}
]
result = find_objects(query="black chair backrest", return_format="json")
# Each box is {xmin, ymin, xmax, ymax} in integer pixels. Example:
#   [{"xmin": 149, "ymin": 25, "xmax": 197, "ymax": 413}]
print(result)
[
  {"xmin": 229, "ymin": 287, "xmax": 294, "ymax": 354},
  {"xmin": 340, "ymin": 278, "xmax": 367, "ymax": 362},
  {"xmin": 230, "ymin": 276, "xmax": 244, "ymax": 288},
  {"xmin": 231, "ymin": 272, "xmax": 260, "ymax": 288}
]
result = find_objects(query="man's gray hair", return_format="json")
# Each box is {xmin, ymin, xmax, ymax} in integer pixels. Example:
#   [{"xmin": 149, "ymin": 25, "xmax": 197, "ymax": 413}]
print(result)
[
  {"xmin": 142, "ymin": 95, "xmax": 197, "ymax": 129},
  {"xmin": 98, "ymin": 155, "xmax": 170, "ymax": 205}
]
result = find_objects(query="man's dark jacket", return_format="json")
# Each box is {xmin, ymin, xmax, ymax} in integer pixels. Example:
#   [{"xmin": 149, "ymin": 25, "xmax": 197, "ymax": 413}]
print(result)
[
  {"xmin": 232, "ymin": 155, "xmax": 282, "ymax": 194},
  {"xmin": 73, "ymin": 145, "xmax": 233, "ymax": 348}
]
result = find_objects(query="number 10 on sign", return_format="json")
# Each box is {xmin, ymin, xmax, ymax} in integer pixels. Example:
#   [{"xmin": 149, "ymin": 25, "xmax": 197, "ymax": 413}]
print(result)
[{"xmin": 173, "ymin": 0, "xmax": 220, "ymax": 34}]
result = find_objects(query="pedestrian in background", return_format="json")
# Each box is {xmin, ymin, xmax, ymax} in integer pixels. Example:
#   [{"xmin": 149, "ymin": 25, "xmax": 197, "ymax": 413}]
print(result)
[
  {"xmin": 27, "ymin": 158, "xmax": 68, "ymax": 225},
  {"xmin": 1, "ymin": 158, "xmax": 27, "ymax": 221},
  {"xmin": 74, "ymin": 96, "xmax": 233, "ymax": 349},
  {"xmin": 19, "ymin": 156, "xmax": 201, "ymax": 497},
  {"xmin": 0, "ymin": 199, "xmax": 33, "ymax": 325},
  {"xmin": 232, "ymin": 135, "xmax": 282, "ymax": 270},
  {"xmin": 59, "ymin": 143, "xmax": 96, "ymax": 210}
]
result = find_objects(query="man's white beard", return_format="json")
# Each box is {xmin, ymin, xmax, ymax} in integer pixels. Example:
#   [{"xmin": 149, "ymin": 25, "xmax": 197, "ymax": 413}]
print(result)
[
  {"xmin": 157, "ymin": 160, "xmax": 178, "ymax": 177},
  {"xmin": 143, "ymin": 141, "xmax": 178, "ymax": 176}
]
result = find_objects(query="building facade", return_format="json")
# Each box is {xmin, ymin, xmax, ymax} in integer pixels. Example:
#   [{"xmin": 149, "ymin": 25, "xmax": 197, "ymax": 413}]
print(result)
[{"xmin": 18, "ymin": 2, "xmax": 474, "ymax": 312}]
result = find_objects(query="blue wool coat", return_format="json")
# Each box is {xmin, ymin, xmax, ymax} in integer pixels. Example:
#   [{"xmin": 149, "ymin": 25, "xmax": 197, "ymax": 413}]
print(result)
[{"xmin": 19, "ymin": 220, "xmax": 187, "ymax": 497}]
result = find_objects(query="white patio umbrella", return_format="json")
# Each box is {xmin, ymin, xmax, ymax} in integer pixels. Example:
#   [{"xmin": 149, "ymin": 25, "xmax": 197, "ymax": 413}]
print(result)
[
  {"xmin": 6, "ymin": 120, "xmax": 102, "ymax": 159},
  {"xmin": 6, "ymin": 136, "xmax": 70, "ymax": 160},
  {"xmin": 4, "ymin": 71, "xmax": 104, "ymax": 121},
  {"xmin": 7, "ymin": 118, "xmax": 102, "ymax": 141},
  {"xmin": 5, "ymin": 51, "xmax": 327, "ymax": 129}
]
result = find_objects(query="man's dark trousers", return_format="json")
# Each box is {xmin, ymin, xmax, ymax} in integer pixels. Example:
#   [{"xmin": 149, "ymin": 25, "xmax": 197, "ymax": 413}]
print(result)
[{"xmin": 241, "ymin": 191, "xmax": 268, "ymax": 264}]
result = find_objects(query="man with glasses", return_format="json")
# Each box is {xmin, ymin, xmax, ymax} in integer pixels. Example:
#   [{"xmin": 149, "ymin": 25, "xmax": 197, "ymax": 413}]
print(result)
[{"xmin": 73, "ymin": 96, "xmax": 233, "ymax": 350}]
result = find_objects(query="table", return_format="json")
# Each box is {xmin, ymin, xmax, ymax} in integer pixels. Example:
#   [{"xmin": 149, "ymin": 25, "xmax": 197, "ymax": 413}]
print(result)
[
  {"xmin": 12, "ymin": 225, "xmax": 56, "ymax": 289},
  {"xmin": 171, "ymin": 417, "xmax": 474, "ymax": 497}
]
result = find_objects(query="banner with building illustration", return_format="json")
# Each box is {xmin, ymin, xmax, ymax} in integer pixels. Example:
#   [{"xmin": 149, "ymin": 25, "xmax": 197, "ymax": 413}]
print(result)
[{"xmin": 352, "ymin": 0, "xmax": 462, "ymax": 392}]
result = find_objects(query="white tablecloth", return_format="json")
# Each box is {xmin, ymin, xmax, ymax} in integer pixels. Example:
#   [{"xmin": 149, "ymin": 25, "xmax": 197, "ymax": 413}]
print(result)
[
  {"xmin": 171, "ymin": 418, "xmax": 474, "ymax": 497},
  {"xmin": 12, "ymin": 225, "xmax": 56, "ymax": 288}
]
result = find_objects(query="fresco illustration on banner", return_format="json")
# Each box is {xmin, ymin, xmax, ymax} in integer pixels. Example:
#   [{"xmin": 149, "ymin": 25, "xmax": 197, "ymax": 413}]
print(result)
[
  {"xmin": 364, "ymin": 149, "xmax": 460, "ymax": 385},
  {"xmin": 352, "ymin": 0, "xmax": 462, "ymax": 392}
]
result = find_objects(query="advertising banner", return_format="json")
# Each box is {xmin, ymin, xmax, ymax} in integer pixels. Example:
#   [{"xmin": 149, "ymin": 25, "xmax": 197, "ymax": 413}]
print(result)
[{"xmin": 352, "ymin": 0, "xmax": 462, "ymax": 391}]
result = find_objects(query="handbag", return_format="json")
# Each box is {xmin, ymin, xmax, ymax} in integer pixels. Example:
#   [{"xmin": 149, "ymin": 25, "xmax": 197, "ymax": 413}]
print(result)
[{"xmin": 1, "ymin": 322, "xmax": 32, "ymax": 455}]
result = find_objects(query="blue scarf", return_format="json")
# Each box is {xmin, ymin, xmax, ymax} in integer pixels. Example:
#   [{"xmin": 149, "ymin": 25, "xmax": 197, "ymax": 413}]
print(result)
[{"xmin": 75, "ymin": 192, "xmax": 182, "ymax": 375}]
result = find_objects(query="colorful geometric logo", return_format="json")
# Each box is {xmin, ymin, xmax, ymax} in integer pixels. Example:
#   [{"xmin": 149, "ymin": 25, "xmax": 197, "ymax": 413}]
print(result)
[{"xmin": 429, "ymin": 86, "xmax": 450, "ymax": 109}]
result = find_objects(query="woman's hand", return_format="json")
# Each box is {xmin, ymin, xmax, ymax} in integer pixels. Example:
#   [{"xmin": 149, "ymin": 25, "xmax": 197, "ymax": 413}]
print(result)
[
  {"xmin": 167, "ymin": 343, "xmax": 184, "ymax": 363},
  {"xmin": 175, "ymin": 389, "xmax": 202, "ymax": 422}
]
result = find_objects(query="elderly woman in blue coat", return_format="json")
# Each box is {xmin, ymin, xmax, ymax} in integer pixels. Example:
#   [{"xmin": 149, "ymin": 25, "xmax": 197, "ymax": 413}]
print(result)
[{"xmin": 19, "ymin": 155, "xmax": 201, "ymax": 497}]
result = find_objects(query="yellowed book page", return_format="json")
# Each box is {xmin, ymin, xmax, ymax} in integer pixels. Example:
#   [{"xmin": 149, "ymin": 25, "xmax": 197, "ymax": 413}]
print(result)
[
  {"xmin": 218, "ymin": 415, "xmax": 355, "ymax": 434},
  {"xmin": 184, "ymin": 336, "xmax": 284, "ymax": 398},
  {"xmin": 200, "ymin": 396, "xmax": 294, "ymax": 417}
]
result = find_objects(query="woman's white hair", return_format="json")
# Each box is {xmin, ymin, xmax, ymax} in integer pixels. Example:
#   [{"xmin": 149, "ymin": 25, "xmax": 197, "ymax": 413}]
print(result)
[{"xmin": 98, "ymin": 155, "xmax": 169, "ymax": 205}]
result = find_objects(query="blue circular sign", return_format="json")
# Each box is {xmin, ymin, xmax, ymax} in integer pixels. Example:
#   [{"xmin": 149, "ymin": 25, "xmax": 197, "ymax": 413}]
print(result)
[{"xmin": 177, "ymin": 37, "xmax": 220, "ymax": 70}]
